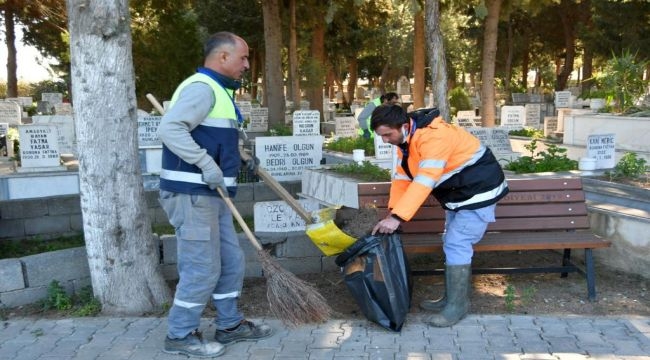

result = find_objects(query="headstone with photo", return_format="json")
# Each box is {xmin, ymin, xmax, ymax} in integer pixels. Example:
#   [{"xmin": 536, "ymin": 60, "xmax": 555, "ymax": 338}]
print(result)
[
  {"xmin": 41, "ymin": 93, "xmax": 63, "ymax": 105},
  {"xmin": 524, "ymin": 103, "xmax": 542, "ymax": 129},
  {"xmin": 455, "ymin": 110, "xmax": 481, "ymax": 128},
  {"xmin": 587, "ymin": 133, "xmax": 616, "ymax": 169},
  {"xmin": 255, "ymin": 135, "xmax": 324, "ymax": 181},
  {"xmin": 334, "ymin": 116, "xmax": 357, "ymax": 138},
  {"xmin": 292, "ymin": 110, "xmax": 321, "ymax": 136},
  {"xmin": 17, "ymin": 124, "xmax": 65, "ymax": 171},
  {"xmin": 374, "ymin": 135, "xmax": 394, "ymax": 160},
  {"xmin": 554, "ymin": 91, "xmax": 572, "ymax": 109},
  {"xmin": 32, "ymin": 115, "xmax": 77, "ymax": 156},
  {"xmin": 0, "ymin": 101, "xmax": 22, "ymax": 125},
  {"xmin": 249, "ymin": 107, "xmax": 269, "ymax": 132},
  {"xmin": 500, "ymin": 106, "xmax": 525, "ymax": 129},
  {"xmin": 543, "ymin": 116, "xmax": 559, "ymax": 137},
  {"xmin": 254, "ymin": 199, "xmax": 320, "ymax": 232}
]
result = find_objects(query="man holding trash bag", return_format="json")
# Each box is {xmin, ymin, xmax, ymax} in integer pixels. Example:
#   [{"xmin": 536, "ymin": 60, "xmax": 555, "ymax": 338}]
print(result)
[{"xmin": 370, "ymin": 104, "xmax": 509, "ymax": 327}]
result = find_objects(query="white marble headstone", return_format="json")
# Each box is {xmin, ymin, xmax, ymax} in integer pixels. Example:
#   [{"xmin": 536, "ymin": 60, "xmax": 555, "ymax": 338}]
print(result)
[
  {"xmin": 249, "ymin": 107, "xmax": 269, "ymax": 132},
  {"xmin": 374, "ymin": 136, "xmax": 394, "ymax": 160},
  {"xmin": 587, "ymin": 133, "xmax": 616, "ymax": 169},
  {"xmin": 292, "ymin": 110, "xmax": 320, "ymax": 136},
  {"xmin": 554, "ymin": 91, "xmax": 572, "ymax": 108},
  {"xmin": 524, "ymin": 103, "xmax": 542, "ymax": 129},
  {"xmin": 500, "ymin": 106, "xmax": 525, "ymax": 129},
  {"xmin": 0, "ymin": 101, "xmax": 22, "ymax": 125},
  {"xmin": 31, "ymin": 115, "xmax": 77, "ymax": 155},
  {"xmin": 17, "ymin": 124, "xmax": 63, "ymax": 168},
  {"xmin": 543, "ymin": 117, "xmax": 559, "ymax": 137},
  {"xmin": 253, "ymin": 199, "xmax": 320, "ymax": 232},
  {"xmin": 455, "ymin": 110, "xmax": 481, "ymax": 128},
  {"xmin": 255, "ymin": 135, "xmax": 323, "ymax": 181},
  {"xmin": 41, "ymin": 93, "xmax": 63, "ymax": 105},
  {"xmin": 334, "ymin": 116, "xmax": 357, "ymax": 138},
  {"xmin": 466, "ymin": 127, "xmax": 514, "ymax": 154},
  {"xmin": 137, "ymin": 115, "xmax": 162, "ymax": 147}
]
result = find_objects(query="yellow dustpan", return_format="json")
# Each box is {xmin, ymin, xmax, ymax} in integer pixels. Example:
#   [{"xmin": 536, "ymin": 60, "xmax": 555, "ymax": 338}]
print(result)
[{"xmin": 241, "ymin": 150, "xmax": 355, "ymax": 256}]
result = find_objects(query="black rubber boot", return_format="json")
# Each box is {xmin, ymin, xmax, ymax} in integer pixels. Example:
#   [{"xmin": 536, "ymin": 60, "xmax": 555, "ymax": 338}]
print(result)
[
  {"xmin": 426, "ymin": 264, "xmax": 471, "ymax": 327},
  {"xmin": 419, "ymin": 268, "xmax": 448, "ymax": 312}
]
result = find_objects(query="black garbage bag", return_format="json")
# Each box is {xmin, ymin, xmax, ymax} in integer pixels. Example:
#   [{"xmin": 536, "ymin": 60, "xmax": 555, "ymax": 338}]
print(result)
[{"xmin": 335, "ymin": 233, "xmax": 412, "ymax": 332}]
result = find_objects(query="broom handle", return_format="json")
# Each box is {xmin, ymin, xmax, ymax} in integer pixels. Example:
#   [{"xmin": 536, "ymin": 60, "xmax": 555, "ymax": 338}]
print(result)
[
  {"xmin": 147, "ymin": 93, "xmax": 264, "ymax": 251},
  {"xmin": 146, "ymin": 93, "xmax": 166, "ymax": 114},
  {"xmin": 239, "ymin": 149, "xmax": 313, "ymax": 224},
  {"xmin": 217, "ymin": 188, "xmax": 263, "ymax": 251}
]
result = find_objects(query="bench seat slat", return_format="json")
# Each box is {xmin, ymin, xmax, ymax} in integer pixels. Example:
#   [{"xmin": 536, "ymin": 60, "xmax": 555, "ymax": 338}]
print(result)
[
  {"xmin": 402, "ymin": 231, "xmax": 611, "ymax": 253},
  {"xmin": 400, "ymin": 216, "xmax": 591, "ymax": 233}
]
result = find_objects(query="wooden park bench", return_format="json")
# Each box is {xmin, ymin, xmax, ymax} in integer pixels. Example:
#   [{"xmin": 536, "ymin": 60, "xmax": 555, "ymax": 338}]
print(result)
[{"xmin": 357, "ymin": 177, "xmax": 612, "ymax": 301}]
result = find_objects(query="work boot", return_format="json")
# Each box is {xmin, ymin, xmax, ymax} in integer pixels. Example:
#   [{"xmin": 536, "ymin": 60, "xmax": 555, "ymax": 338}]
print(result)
[
  {"xmin": 426, "ymin": 264, "xmax": 472, "ymax": 327},
  {"xmin": 164, "ymin": 329, "xmax": 225, "ymax": 358},
  {"xmin": 214, "ymin": 320, "xmax": 274, "ymax": 345},
  {"xmin": 420, "ymin": 264, "xmax": 473, "ymax": 312}
]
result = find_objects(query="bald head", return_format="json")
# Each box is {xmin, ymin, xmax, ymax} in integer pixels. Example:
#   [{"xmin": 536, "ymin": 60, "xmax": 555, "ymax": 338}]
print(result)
[{"xmin": 203, "ymin": 32, "xmax": 250, "ymax": 80}]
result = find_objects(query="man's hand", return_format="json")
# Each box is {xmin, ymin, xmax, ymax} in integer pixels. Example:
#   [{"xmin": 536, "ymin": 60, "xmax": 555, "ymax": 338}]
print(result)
[
  {"xmin": 243, "ymin": 156, "xmax": 260, "ymax": 173},
  {"xmin": 371, "ymin": 214, "xmax": 401, "ymax": 235},
  {"xmin": 199, "ymin": 159, "xmax": 228, "ymax": 196},
  {"xmin": 362, "ymin": 129, "xmax": 371, "ymax": 139}
]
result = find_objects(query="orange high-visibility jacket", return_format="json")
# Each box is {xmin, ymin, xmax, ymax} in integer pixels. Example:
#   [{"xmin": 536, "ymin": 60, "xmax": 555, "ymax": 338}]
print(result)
[{"xmin": 389, "ymin": 116, "xmax": 508, "ymax": 221}]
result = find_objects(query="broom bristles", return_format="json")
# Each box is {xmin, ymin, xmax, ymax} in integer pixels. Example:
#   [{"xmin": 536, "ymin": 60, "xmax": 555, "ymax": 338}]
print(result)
[{"xmin": 257, "ymin": 250, "xmax": 332, "ymax": 326}]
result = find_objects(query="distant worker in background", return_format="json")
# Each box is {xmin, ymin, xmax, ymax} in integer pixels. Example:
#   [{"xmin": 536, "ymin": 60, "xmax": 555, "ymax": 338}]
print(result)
[{"xmin": 357, "ymin": 92, "xmax": 400, "ymax": 138}]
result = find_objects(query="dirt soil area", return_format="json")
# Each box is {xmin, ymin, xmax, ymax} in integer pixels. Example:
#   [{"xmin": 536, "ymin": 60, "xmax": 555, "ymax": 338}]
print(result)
[{"xmin": 233, "ymin": 250, "xmax": 650, "ymax": 320}]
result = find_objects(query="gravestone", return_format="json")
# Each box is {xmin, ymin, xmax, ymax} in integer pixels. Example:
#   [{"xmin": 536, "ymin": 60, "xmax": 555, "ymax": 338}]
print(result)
[
  {"xmin": 41, "ymin": 93, "xmax": 63, "ymax": 105},
  {"xmin": 397, "ymin": 76, "xmax": 411, "ymax": 96},
  {"xmin": 466, "ymin": 127, "xmax": 519, "ymax": 164},
  {"xmin": 374, "ymin": 135, "xmax": 394, "ymax": 160},
  {"xmin": 18, "ymin": 97, "xmax": 33, "ymax": 108},
  {"xmin": 524, "ymin": 103, "xmax": 542, "ymax": 129},
  {"xmin": 249, "ymin": 107, "xmax": 269, "ymax": 132},
  {"xmin": 554, "ymin": 91, "xmax": 572, "ymax": 108},
  {"xmin": 236, "ymin": 101, "xmax": 252, "ymax": 127},
  {"xmin": 511, "ymin": 93, "xmax": 528, "ymax": 104},
  {"xmin": 543, "ymin": 116, "xmax": 558, "ymax": 137},
  {"xmin": 54, "ymin": 103, "xmax": 73, "ymax": 115},
  {"xmin": 137, "ymin": 115, "xmax": 162, "ymax": 147},
  {"xmin": 0, "ymin": 101, "xmax": 22, "ymax": 125},
  {"xmin": 0, "ymin": 123, "xmax": 8, "ymax": 156},
  {"xmin": 255, "ymin": 135, "xmax": 323, "ymax": 181},
  {"xmin": 529, "ymin": 94, "xmax": 543, "ymax": 103},
  {"xmin": 32, "ymin": 115, "xmax": 77, "ymax": 156},
  {"xmin": 334, "ymin": 116, "xmax": 357, "ymax": 138},
  {"xmin": 455, "ymin": 110, "xmax": 481, "ymax": 128},
  {"xmin": 300, "ymin": 100, "xmax": 310, "ymax": 110},
  {"xmin": 17, "ymin": 124, "xmax": 65, "ymax": 171},
  {"xmin": 292, "ymin": 110, "xmax": 320, "ymax": 136},
  {"xmin": 36, "ymin": 101, "xmax": 54, "ymax": 115},
  {"xmin": 253, "ymin": 199, "xmax": 320, "ymax": 232},
  {"xmin": 500, "ymin": 106, "xmax": 525, "ymax": 129},
  {"xmin": 587, "ymin": 133, "xmax": 616, "ymax": 169}
]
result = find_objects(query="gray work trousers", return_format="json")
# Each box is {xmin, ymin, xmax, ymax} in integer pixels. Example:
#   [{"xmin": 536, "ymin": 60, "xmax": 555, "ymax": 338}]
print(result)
[{"xmin": 159, "ymin": 191, "xmax": 245, "ymax": 339}]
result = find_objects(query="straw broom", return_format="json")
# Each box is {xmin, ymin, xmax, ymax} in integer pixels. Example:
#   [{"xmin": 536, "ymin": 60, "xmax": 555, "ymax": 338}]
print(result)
[
  {"xmin": 217, "ymin": 188, "xmax": 332, "ymax": 326},
  {"xmin": 146, "ymin": 93, "xmax": 332, "ymax": 326}
]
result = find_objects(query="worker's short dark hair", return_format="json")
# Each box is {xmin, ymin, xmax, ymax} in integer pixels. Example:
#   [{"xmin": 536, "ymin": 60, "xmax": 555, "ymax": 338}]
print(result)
[
  {"xmin": 383, "ymin": 92, "xmax": 399, "ymax": 102},
  {"xmin": 370, "ymin": 104, "xmax": 408, "ymax": 131},
  {"xmin": 203, "ymin": 32, "xmax": 238, "ymax": 57}
]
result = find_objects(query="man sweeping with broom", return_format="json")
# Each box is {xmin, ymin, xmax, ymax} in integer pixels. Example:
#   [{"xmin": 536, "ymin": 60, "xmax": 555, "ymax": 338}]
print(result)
[
  {"xmin": 157, "ymin": 32, "xmax": 273, "ymax": 357},
  {"xmin": 370, "ymin": 105, "xmax": 509, "ymax": 327}
]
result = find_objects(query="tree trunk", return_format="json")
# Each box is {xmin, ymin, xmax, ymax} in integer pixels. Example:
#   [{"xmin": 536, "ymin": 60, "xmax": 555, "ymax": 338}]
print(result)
[
  {"xmin": 413, "ymin": 5, "xmax": 425, "ymax": 109},
  {"xmin": 306, "ymin": 20, "xmax": 325, "ymax": 120},
  {"xmin": 3, "ymin": 0, "xmax": 18, "ymax": 97},
  {"xmin": 480, "ymin": 0, "xmax": 502, "ymax": 127},
  {"xmin": 556, "ymin": 0, "xmax": 577, "ymax": 91},
  {"xmin": 346, "ymin": 57, "xmax": 358, "ymax": 104},
  {"xmin": 288, "ymin": 0, "xmax": 301, "ymax": 110},
  {"xmin": 425, "ymin": 0, "xmax": 450, "ymax": 121},
  {"xmin": 66, "ymin": 0, "xmax": 170, "ymax": 314},
  {"xmin": 262, "ymin": 0, "xmax": 285, "ymax": 127},
  {"xmin": 504, "ymin": 17, "xmax": 513, "ymax": 93}
]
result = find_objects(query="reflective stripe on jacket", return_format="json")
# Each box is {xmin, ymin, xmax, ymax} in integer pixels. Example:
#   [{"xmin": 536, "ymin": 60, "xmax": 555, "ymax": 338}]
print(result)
[
  {"xmin": 159, "ymin": 73, "xmax": 241, "ymax": 197},
  {"xmin": 389, "ymin": 117, "xmax": 508, "ymax": 220}
]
